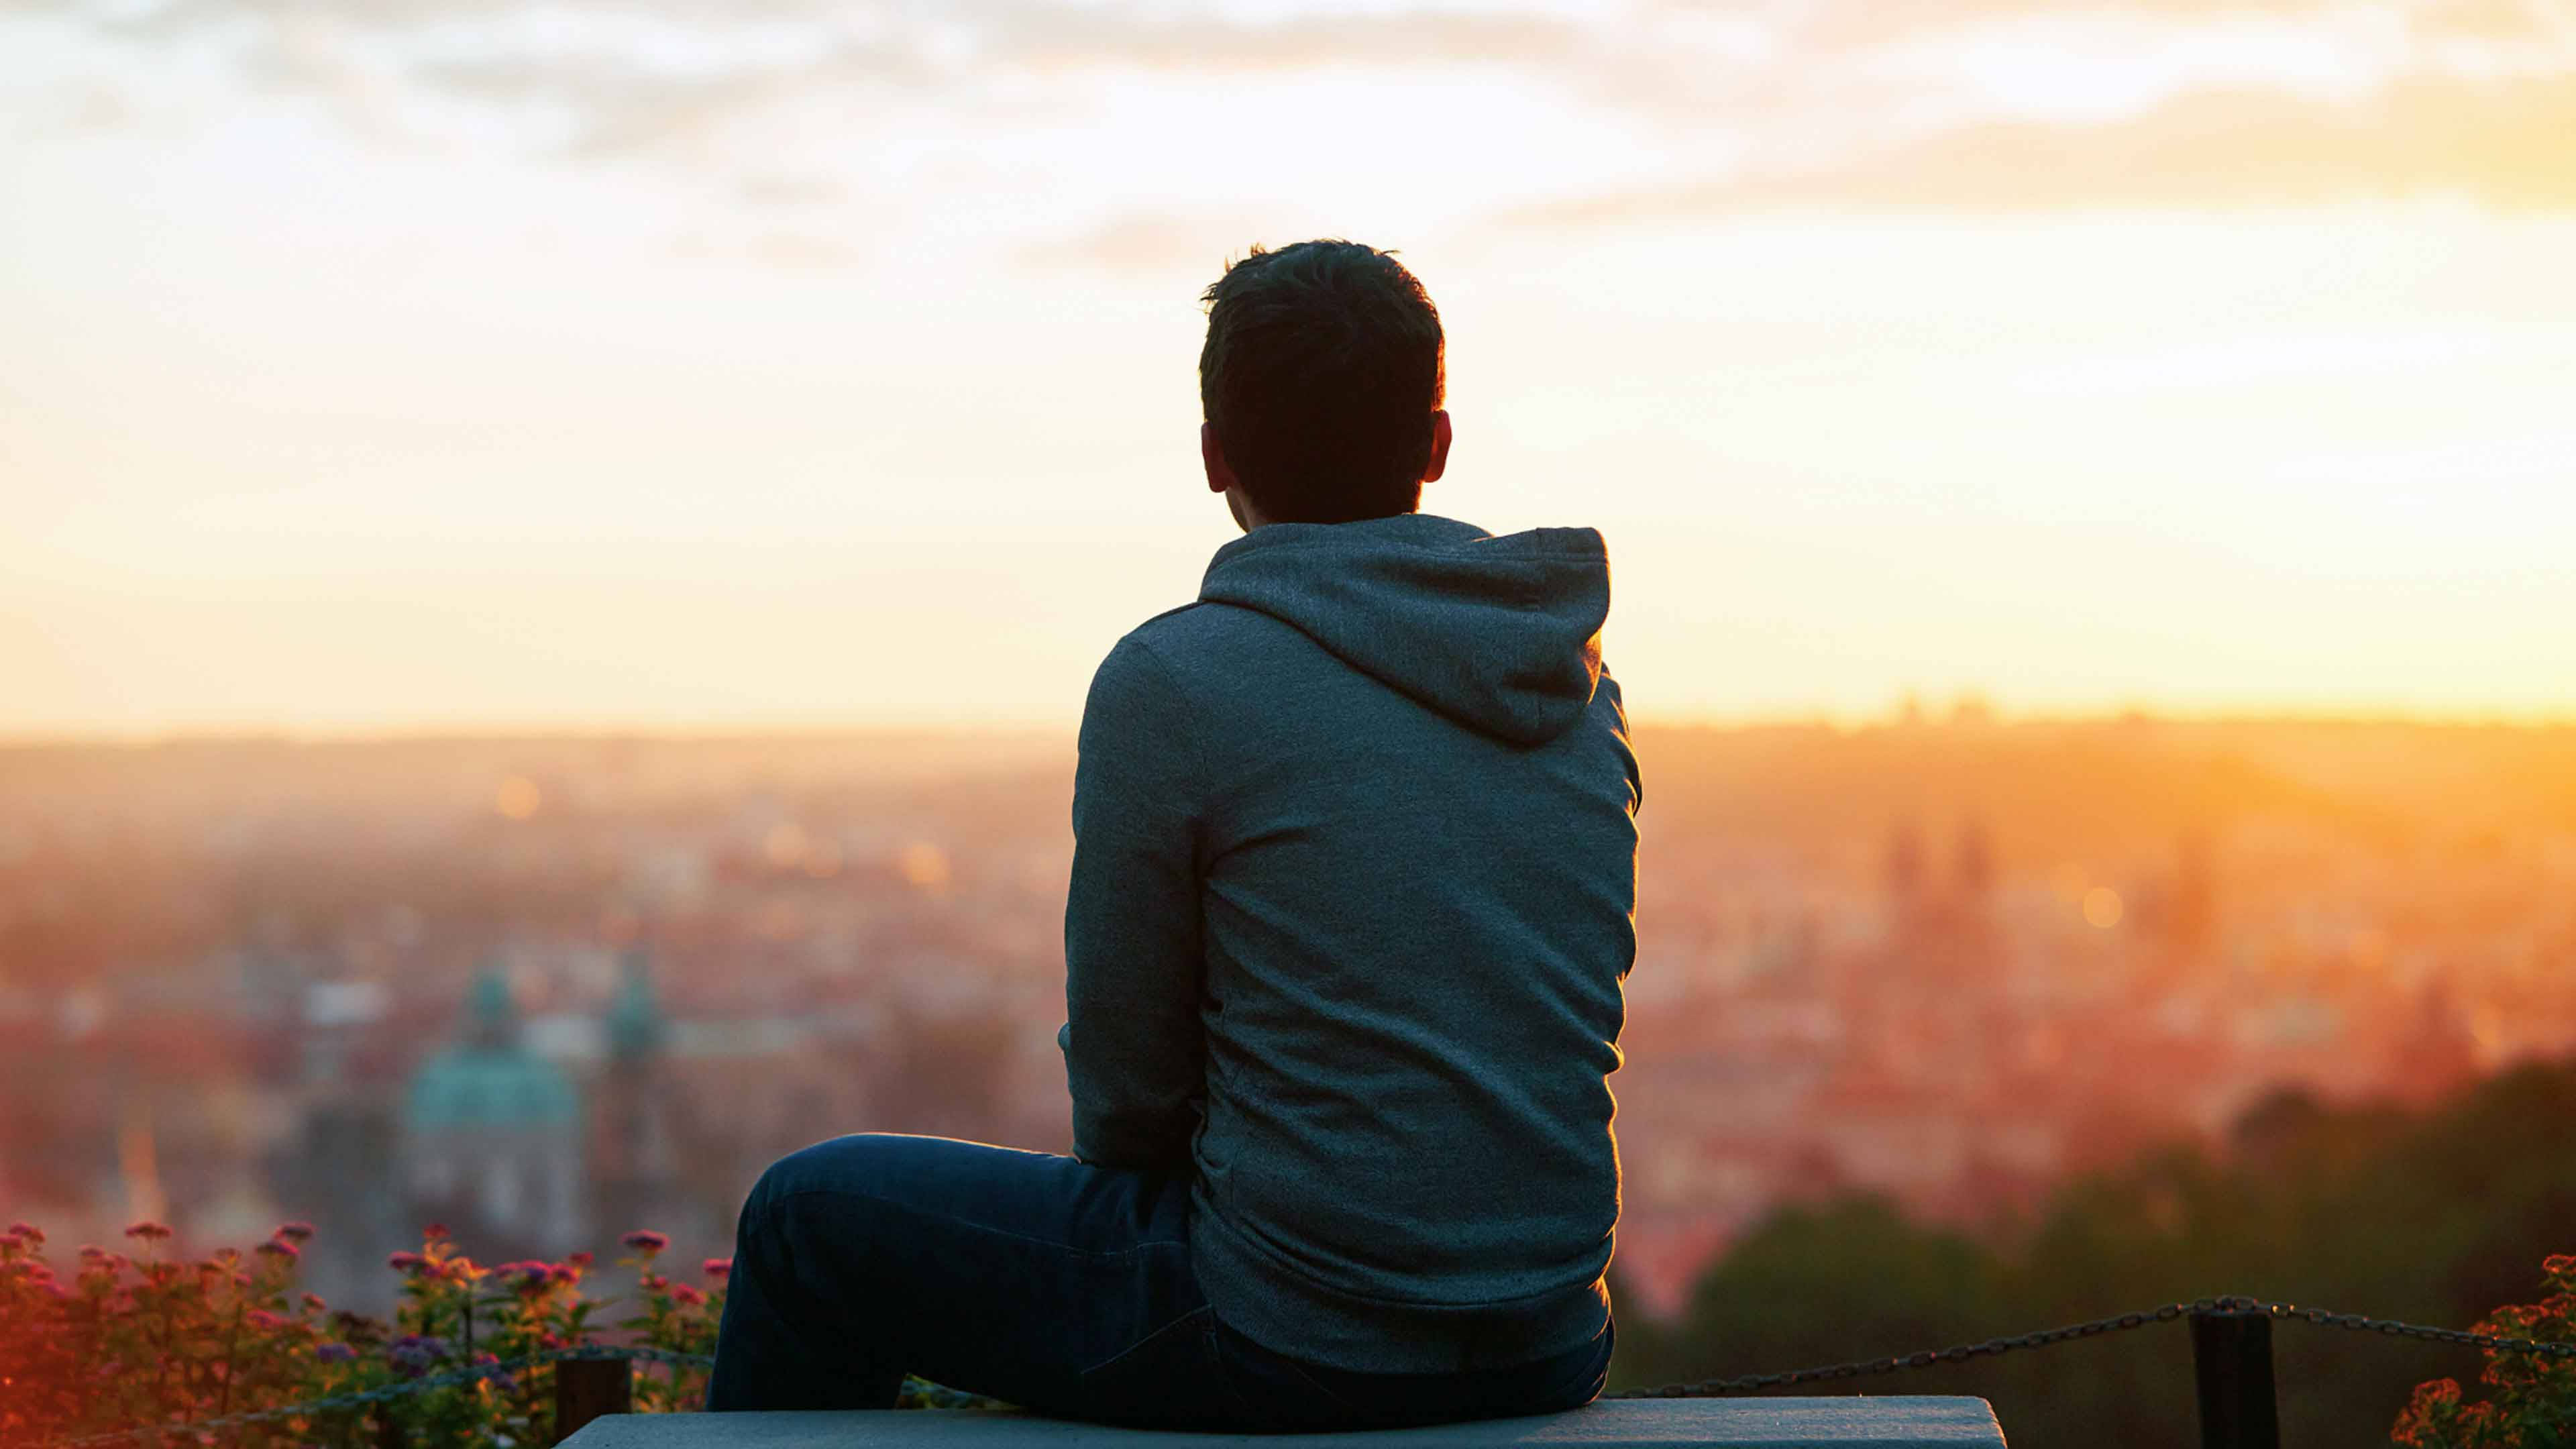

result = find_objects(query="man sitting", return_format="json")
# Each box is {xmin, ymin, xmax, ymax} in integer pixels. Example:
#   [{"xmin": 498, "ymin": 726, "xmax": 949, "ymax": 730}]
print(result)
[{"xmin": 707, "ymin": 238, "xmax": 1642, "ymax": 1430}]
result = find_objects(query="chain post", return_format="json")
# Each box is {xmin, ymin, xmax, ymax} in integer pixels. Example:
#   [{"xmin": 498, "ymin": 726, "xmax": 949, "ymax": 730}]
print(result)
[
  {"xmin": 2192, "ymin": 1305, "xmax": 2280, "ymax": 1449},
  {"xmin": 553, "ymin": 1356, "xmax": 633, "ymax": 1444}
]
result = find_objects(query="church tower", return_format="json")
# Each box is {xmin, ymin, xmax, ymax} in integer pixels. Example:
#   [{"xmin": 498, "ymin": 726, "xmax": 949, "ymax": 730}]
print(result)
[
  {"xmin": 591, "ymin": 949, "xmax": 678, "ymax": 1238},
  {"xmin": 400, "ymin": 965, "xmax": 585, "ymax": 1259}
]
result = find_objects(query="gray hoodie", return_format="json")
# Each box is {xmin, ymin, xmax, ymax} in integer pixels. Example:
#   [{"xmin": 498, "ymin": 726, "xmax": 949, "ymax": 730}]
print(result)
[{"xmin": 1061, "ymin": 511, "xmax": 1640, "ymax": 1373}]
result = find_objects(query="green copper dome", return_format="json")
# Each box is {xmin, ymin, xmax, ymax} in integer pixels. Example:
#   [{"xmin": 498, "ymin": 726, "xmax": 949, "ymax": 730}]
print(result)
[
  {"xmin": 405, "ymin": 967, "xmax": 580, "ymax": 1132},
  {"xmin": 606, "ymin": 949, "xmax": 669, "ymax": 1061}
]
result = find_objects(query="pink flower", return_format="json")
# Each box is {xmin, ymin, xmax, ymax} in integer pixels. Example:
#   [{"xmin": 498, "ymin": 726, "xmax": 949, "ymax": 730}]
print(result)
[
  {"xmin": 620, "ymin": 1230, "xmax": 669, "ymax": 1254},
  {"xmin": 257, "ymin": 1238, "xmax": 300, "ymax": 1259},
  {"xmin": 549, "ymin": 1263, "xmax": 580, "ymax": 1285},
  {"xmin": 123, "ymin": 1221, "xmax": 174, "ymax": 1241},
  {"xmin": 274, "ymin": 1222, "xmax": 315, "ymax": 1242},
  {"xmin": 702, "ymin": 1258, "xmax": 733, "ymax": 1280},
  {"xmin": 245, "ymin": 1309, "xmax": 286, "ymax": 1330},
  {"xmin": 670, "ymin": 1283, "xmax": 705, "ymax": 1306},
  {"xmin": 422, "ymin": 1223, "xmax": 451, "ymax": 1240},
  {"xmin": 566, "ymin": 1251, "xmax": 594, "ymax": 1269},
  {"xmin": 302, "ymin": 1293, "xmax": 328, "ymax": 1313},
  {"xmin": 640, "ymin": 1272, "xmax": 668, "ymax": 1292},
  {"xmin": 386, "ymin": 1251, "xmax": 426, "ymax": 1273},
  {"xmin": 6, "ymin": 1222, "xmax": 42, "ymax": 1244}
]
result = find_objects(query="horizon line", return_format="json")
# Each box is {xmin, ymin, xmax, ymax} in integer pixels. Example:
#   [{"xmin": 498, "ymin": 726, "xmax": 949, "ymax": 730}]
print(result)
[{"xmin": 7, "ymin": 704, "xmax": 2576, "ymax": 749}]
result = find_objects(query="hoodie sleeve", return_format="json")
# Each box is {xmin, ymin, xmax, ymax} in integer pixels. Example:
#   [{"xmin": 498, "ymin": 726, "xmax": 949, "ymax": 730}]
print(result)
[{"xmin": 1061, "ymin": 636, "xmax": 1205, "ymax": 1171}]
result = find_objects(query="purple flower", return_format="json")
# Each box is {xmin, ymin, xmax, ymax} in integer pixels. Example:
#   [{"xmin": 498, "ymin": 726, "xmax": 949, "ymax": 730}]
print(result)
[
  {"xmin": 702, "ymin": 1258, "xmax": 732, "ymax": 1280},
  {"xmin": 472, "ymin": 1351, "xmax": 519, "ymax": 1394},
  {"xmin": 315, "ymin": 1342, "xmax": 356, "ymax": 1364},
  {"xmin": 619, "ymin": 1230, "xmax": 669, "ymax": 1254},
  {"xmin": 123, "ymin": 1221, "xmax": 174, "ymax": 1241},
  {"xmin": 257, "ymin": 1238, "xmax": 300, "ymax": 1260},
  {"xmin": 386, "ymin": 1251, "xmax": 425, "ymax": 1273},
  {"xmin": 498, "ymin": 1260, "xmax": 551, "ymax": 1292},
  {"xmin": 274, "ymin": 1222, "xmax": 315, "ymax": 1242},
  {"xmin": 386, "ymin": 1334, "xmax": 450, "ymax": 1378},
  {"xmin": 6, "ymin": 1222, "xmax": 42, "ymax": 1244}
]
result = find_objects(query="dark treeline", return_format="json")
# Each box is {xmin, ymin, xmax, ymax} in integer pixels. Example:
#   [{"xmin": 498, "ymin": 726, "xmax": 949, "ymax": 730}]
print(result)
[{"xmin": 1608, "ymin": 1056, "xmax": 2576, "ymax": 1447}]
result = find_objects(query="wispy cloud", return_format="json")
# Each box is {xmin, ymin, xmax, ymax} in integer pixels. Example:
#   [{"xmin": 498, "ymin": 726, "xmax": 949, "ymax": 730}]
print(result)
[
  {"xmin": 1503, "ymin": 70, "xmax": 2576, "ymax": 225},
  {"xmin": 1014, "ymin": 209, "xmax": 1281, "ymax": 276},
  {"xmin": 11, "ymin": 0, "xmax": 2573, "ymax": 235}
]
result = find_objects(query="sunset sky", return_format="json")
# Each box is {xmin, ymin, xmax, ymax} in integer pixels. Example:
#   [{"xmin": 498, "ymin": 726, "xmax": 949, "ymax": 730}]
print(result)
[{"xmin": 4, "ymin": 0, "xmax": 2572, "ymax": 735}]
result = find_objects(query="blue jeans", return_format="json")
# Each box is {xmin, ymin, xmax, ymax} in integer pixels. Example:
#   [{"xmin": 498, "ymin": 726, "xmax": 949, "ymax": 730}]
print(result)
[{"xmin": 706, "ymin": 1134, "xmax": 1615, "ymax": 1430}]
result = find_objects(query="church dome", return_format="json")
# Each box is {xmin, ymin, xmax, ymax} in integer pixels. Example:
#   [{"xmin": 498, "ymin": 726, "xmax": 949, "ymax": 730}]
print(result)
[{"xmin": 405, "ymin": 967, "xmax": 580, "ymax": 1132}]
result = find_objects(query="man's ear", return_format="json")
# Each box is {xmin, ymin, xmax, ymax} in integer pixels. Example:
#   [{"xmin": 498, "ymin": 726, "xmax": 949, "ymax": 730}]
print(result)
[
  {"xmin": 1421, "ymin": 410, "xmax": 1452, "ymax": 484},
  {"xmin": 1201, "ymin": 421, "xmax": 1237, "ymax": 495}
]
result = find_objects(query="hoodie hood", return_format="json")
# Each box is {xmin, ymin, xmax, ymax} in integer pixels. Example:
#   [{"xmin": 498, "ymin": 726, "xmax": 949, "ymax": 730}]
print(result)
[{"xmin": 1197, "ymin": 513, "xmax": 1610, "ymax": 747}]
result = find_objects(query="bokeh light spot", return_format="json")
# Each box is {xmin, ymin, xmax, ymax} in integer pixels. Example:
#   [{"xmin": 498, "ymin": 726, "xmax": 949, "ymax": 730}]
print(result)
[{"xmin": 494, "ymin": 776, "xmax": 541, "ymax": 820}]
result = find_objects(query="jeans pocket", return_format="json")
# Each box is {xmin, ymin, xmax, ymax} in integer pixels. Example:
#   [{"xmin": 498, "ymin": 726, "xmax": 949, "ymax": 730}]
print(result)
[
  {"xmin": 1074, "ymin": 1305, "xmax": 1238, "ymax": 1429},
  {"xmin": 1208, "ymin": 1320, "xmax": 1361, "ymax": 1432}
]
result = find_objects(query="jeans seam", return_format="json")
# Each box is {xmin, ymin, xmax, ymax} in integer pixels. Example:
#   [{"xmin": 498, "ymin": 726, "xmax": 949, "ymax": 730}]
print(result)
[
  {"xmin": 759, "ymin": 1185, "xmax": 1187, "ymax": 1261},
  {"xmin": 1079, "ymin": 1303, "xmax": 1214, "ymax": 1381}
]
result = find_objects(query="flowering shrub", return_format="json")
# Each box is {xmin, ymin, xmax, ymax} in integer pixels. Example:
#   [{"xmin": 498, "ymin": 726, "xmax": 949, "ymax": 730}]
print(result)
[
  {"xmin": 0, "ymin": 1220, "xmax": 729, "ymax": 1448},
  {"xmin": 2392, "ymin": 1252, "xmax": 2576, "ymax": 1448}
]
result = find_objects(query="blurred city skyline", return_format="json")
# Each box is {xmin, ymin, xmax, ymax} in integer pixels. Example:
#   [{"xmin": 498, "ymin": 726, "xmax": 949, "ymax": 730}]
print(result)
[
  {"xmin": 8, "ymin": 0, "xmax": 2575, "ymax": 735},
  {"xmin": 8, "ymin": 717, "xmax": 2574, "ymax": 1322}
]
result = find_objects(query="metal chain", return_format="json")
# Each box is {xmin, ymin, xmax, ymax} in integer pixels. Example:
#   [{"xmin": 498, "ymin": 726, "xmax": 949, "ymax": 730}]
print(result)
[
  {"xmin": 42, "ymin": 1295, "xmax": 2576, "ymax": 1437},
  {"xmin": 38, "ymin": 1344, "xmax": 716, "ymax": 1449},
  {"xmin": 1613, "ymin": 1295, "xmax": 2576, "ymax": 1399},
  {"xmin": 1611, "ymin": 1297, "xmax": 2202, "ymax": 1397},
  {"xmin": 2230, "ymin": 1296, "xmax": 2576, "ymax": 1360}
]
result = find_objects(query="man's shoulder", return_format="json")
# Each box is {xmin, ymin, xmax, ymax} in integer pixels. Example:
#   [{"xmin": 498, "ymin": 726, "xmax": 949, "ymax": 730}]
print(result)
[{"xmin": 1112, "ymin": 600, "xmax": 1295, "ymax": 675}]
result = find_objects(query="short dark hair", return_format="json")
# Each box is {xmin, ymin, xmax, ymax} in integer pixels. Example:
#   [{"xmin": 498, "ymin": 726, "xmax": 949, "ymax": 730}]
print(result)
[{"xmin": 1199, "ymin": 239, "xmax": 1446, "ymax": 525}]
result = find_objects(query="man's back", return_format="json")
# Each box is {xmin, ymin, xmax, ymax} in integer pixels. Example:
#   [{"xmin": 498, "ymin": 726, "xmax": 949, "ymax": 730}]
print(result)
[
  {"xmin": 1063, "ymin": 511, "xmax": 1641, "ymax": 1375},
  {"xmin": 712, "ymin": 239, "xmax": 1633, "ymax": 1430}
]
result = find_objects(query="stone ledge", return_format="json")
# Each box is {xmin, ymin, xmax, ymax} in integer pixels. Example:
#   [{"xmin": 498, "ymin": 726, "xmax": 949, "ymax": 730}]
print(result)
[{"xmin": 561, "ymin": 1399, "xmax": 2006, "ymax": 1449}]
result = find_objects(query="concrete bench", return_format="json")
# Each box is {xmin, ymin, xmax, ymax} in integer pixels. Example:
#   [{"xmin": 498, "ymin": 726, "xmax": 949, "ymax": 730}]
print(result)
[{"xmin": 561, "ymin": 1399, "xmax": 2006, "ymax": 1449}]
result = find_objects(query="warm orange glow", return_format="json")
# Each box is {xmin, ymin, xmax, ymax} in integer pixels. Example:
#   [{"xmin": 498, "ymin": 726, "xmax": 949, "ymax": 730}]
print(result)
[
  {"xmin": 763, "ymin": 822, "xmax": 810, "ymax": 869},
  {"xmin": 1, "ymin": 2, "xmax": 2568, "ymax": 735},
  {"xmin": 494, "ymin": 775, "xmax": 542, "ymax": 820},
  {"xmin": 2050, "ymin": 864, "xmax": 2090, "ymax": 906},
  {"xmin": 2082, "ymin": 886, "xmax": 2125, "ymax": 930},
  {"xmin": 897, "ymin": 843, "xmax": 952, "ymax": 892}
]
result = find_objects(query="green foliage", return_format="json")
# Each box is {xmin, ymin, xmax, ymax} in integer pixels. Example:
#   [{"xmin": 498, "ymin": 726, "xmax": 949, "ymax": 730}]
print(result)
[
  {"xmin": 2392, "ymin": 1254, "xmax": 2576, "ymax": 1449},
  {"xmin": 0, "ymin": 1219, "xmax": 730, "ymax": 1448},
  {"xmin": 1612, "ymin": 1056, "xmax": 2576, "ymax": 1449}
]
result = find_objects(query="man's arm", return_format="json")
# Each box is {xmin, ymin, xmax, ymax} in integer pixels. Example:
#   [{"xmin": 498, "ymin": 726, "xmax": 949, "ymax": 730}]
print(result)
[{"xmin": 1061, "ymin": 636, "xmax": 1206, "ymax": 1171}]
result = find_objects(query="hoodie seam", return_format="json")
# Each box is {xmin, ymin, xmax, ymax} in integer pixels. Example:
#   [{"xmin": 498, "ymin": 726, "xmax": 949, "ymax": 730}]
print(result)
[
  {"xmin": 1206, "ymin": 534, "xmax": 1602, "ymax": 571},
  {"xmin": 1119, "ymin": 636, "xmax": 1208, "ymax": 848}
]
